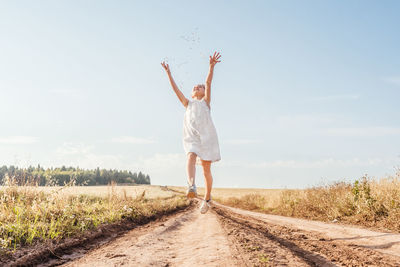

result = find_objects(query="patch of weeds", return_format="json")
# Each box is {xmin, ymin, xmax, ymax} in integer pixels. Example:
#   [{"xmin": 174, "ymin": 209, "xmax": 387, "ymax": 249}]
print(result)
[{"xmin": 258, "ymin": 253, "xmax": 270, "ymax": 265}]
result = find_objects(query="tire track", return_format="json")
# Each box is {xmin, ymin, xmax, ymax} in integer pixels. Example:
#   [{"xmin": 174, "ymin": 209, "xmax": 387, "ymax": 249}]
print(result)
[{"xmin": 213, "ymin": 205, "xmax": 400, "ymax": 266}]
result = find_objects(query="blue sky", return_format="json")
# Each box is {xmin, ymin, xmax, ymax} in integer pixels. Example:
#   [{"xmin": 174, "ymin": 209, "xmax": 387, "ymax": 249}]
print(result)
[{"xmin": 1, "ymin": 1, "xmax": 399, "ymax": 188}]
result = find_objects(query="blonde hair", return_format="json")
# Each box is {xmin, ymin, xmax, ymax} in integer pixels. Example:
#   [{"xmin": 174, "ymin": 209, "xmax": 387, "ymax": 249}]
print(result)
[{"xmin": 192, "ymin": 84, "xmax": 206, "ymax": 98}]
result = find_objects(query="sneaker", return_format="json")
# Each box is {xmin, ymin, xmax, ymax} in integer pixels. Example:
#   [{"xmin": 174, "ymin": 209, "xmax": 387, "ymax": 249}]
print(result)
[
  {"xmin": 200, "ymin": 197, "xmax": 212, "ymax": 214},
  {"xmin": 186, "ymin": 184, "xmax": 197, "ymax": 198}
]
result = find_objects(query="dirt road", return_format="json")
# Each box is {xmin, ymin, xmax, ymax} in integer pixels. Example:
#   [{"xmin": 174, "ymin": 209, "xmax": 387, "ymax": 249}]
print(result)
[
  {"xmin": 60, "ymin": 200, "xmax": 400, "ymax": 266},
  {"xmin": 63, "ymin": 201, "xmax": 238, "ymax": 267},
  {"xmin": 218, "ymin": 203, "xmax": 400, "ymax": 258}
]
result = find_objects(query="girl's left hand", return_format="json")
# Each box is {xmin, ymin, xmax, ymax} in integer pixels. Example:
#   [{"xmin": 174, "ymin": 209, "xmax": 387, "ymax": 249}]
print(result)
[
  {"xmin": 209, "ymin": 52, "xmax": 221, "ymax": 67},
  {"xmin": 161, "ymin": 61, "xmax": 171, "ymax": 74}
]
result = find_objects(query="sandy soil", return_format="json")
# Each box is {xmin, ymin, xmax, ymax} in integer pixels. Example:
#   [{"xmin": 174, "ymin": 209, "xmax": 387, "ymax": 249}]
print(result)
[
  {"xmin": 31, "ymin": 199, "xmax": 400, "ymax": 266},
  {"xmin": 63, "ymin": 201, "xmax": 240, "ymax": 267},
  {"xmin": 214, "ymin": 204, "xmax": 400, "ymax": 266},
  {"xmin": 217, "ymin": 203, "xmax": 400, "ymax": 258}
]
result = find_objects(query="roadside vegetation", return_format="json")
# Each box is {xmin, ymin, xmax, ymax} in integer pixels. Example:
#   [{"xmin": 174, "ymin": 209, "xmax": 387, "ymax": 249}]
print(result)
[
  {"xmin": 215, "ymin": 171, "xmax": 400, "ymax": 231},
  {"xmin": 0, "ymin": 179, "xmax": 188, "ymax": 251}
]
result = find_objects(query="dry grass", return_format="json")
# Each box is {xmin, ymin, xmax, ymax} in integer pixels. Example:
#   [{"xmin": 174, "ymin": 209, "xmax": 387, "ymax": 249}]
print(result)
[
  {"xmin": 168, "ymin": 186, "xmax": 284, "ymax": 210},
  {"xmin": 0, "ymin": 182, "xmax": 188, "ymax": 250},
  {"xmin": 268, "ymin": 174, "xmax": 400, "ymax": 231},
  {"xmin": 24, "ymin": 184, "xmax": 176, "ymax": 199},
  {"xmin": 183, "ymin": 171, "xmax": 400, "ymax": 232}
]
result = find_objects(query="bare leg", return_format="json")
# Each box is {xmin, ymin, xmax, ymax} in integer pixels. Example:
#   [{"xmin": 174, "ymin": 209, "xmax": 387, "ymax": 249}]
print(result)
[
  {"xmin": 186, "ymin": 152, "xmax": 197, "ymax": 186},
  {"xmin": 201, "ymin": 160, "xmax": 213, "ymax": 200}
]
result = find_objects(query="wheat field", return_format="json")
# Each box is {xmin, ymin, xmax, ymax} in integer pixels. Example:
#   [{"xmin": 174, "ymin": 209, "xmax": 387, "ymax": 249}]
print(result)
[{"xmin": 16, "ymin": 184, "xmax": 176, "ymax": 199}]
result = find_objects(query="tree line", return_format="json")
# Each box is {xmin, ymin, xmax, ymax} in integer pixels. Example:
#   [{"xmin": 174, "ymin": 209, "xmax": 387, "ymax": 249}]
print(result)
[{"xmin": 0, "ymin": 165, "xmax": 151, "ymax": 186}]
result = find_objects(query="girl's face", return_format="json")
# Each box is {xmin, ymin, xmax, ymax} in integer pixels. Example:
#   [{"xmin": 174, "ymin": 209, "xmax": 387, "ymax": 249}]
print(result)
[{"xmin": 192, "ymin": 84, "xmax": 205, "ymax": 98}]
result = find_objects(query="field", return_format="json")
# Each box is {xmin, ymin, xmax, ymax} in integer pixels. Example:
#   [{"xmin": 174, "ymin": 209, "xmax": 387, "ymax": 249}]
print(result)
[
  {"xmin": 168, "ymin": 186, "xmax": 286, "ymax": 209},
  {"xmin": 0, "ymin": 184, "xmax": 187, "ymax": 254},
  {"xmin": 21, "ymin": 184, "xmax": 176, "ymax": 199},
  {"xmin": 171, "ymin": 171, "xmax": 400, "ymax": 232}
]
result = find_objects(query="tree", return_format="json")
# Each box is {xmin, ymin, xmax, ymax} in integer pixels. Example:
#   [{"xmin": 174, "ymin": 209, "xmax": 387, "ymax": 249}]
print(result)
[{"xmin": 0, "ymin": 165, "xmax": 151, "ymax": 185}]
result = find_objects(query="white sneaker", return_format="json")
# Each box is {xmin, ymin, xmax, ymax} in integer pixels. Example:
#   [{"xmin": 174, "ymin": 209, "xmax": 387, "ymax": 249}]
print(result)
[
  {"xmin": 200, "ymin": 197, "xmax": 212, "ymax": 214},
  {"xmin": 186, "ymin": 184, "xmax": 197, "ymax": 198}
]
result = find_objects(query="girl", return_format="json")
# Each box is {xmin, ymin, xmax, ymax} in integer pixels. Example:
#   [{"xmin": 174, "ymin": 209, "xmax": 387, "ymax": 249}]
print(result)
[{"xmin": 161, "ymin": 52, "xmax": 222, "ymax": 214}]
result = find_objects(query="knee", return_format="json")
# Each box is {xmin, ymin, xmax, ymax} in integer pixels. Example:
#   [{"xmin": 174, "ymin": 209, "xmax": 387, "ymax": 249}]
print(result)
[{"xmin": 187, "ymin": 153, "xmax": 197, "ymax": 163}]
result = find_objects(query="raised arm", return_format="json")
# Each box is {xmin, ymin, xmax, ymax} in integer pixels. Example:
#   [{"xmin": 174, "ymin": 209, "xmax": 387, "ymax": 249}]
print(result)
[
  {"xmin": 161, "ymin": 61, "xmax": 189, "ymax": 108},
  {"xmin": 204, "ymin": 51, "xmax": 221, "ymax": 106}
]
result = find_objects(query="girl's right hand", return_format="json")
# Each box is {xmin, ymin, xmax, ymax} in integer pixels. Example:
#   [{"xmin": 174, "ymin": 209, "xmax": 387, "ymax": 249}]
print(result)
[
  {"xmin": 209, "ymin": 52, "xmax": 221, "ymax": 67},
  {"xmin": 161, "ymin": 61, "xmax": 171, "ymax": 74}
]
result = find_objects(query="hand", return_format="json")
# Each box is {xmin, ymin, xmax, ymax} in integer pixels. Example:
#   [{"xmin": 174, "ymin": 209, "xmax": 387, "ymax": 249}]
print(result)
[
  {"xmin": 209, "ymin": 51, "xmax": 221, "ymax": 67},
  {"xmin": 161, "ymin": 61, "xmax": 171, "ymax": 74}
]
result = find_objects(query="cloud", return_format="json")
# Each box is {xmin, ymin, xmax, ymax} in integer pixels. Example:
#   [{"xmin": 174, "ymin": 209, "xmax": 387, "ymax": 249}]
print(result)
[
  {"xmin": 56, "ymin": 142, "xmax": 94, "ymax": 155},
  {"xmin": 129, "ymin": 153, "xmax": 186, "ymax": 186},
  {"xmin": 78, "ymin": 153, "xmax": 124, "ymax": 169},
  {"xmin": 0, "ymin": 136, "xmax": 37, "ymax": 144},
  {"xmin": 307, "ymin": 94, "xmax": 360, "ymax": 101},
  {"xmin": 54, "ymin": 142, "xmax": 124, "ymax": 169},
  {"xmin": 132, "ymin": 153, "xmax": 185, "ymax": 172},
  {"xmin": 54, "ymin": 145, "xmax": 183, "ymax": 178},
  {"xmin": 274, "ymin": 115, "xmax": 400, "ymax": 138},
  {"xmin": 224, "ymin": 139, "xmax": 262, "ymax": 145},
  {"xmin": 221, "ymin": 157, "xmax": 397, "ymax": 169},
  {"xmin": 276, "ymin": 114, "xmax": 334, "ymax": 127},
  {"xmin": 322, "ymin": 127, "xmax": 400, "ymax": 137},
  {"xmin": 383, "ymin": 76, "xmax": 400, "ymax": 87},
  {"xmin": 49, "ymin": 89, "xmax": 84, "ymax": 98},
  {"xmin": 111, "ymin": 136, "xmax": 156, "ymax": 144}
]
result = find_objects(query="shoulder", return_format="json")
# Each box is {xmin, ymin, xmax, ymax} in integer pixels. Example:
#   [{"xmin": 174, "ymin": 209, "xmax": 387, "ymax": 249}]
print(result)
[{"xmin": 201, "ymin": 97, "xmax": 211, "ymax": 109}]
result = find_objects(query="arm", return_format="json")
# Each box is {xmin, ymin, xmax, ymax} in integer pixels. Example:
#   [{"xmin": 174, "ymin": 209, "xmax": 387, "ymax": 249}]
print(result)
[
  {"xmin": 161, "ymin": 61, "xmax": 189, "ymax": 108},
  {"xmin": 204, "ymin": 52, "xmax": 221, "ymax": 106}
]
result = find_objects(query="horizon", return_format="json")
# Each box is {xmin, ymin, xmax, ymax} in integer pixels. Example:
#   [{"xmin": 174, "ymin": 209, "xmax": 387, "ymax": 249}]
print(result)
[{"xmin": 0, "ymin": 163, "xmax": 392, "ymax": 190}]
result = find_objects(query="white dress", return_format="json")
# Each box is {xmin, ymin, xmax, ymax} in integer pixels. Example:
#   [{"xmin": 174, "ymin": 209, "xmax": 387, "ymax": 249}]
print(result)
[{"xmin": 183, "ymin": 98, "xmax": 221, "ymax": 165}]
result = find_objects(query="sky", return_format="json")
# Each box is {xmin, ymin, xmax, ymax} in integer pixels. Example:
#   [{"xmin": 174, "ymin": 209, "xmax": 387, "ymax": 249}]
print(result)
[{"xmin": 0, "ymin": 1, "xmax": 399, "ymax": 188}]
